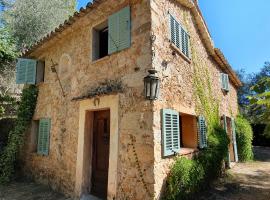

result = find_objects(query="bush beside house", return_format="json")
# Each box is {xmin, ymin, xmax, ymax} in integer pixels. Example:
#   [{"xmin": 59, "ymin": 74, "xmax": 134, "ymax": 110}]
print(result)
[
  {"xmin": 0, "ymin": 118, "xmax": 16, "ymax": 152},
  {"xmin": 235, "ymin": 115, "xmax": 254, "ymax": 162},
  {"xmin": 165, "ymin": 126, "xmax": 229, "ymax": 200}
]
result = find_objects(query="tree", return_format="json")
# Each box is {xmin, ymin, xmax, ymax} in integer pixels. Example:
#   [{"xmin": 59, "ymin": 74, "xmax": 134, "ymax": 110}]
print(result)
[
  {"xmin": 3, "ymin": 0, "xmax": 76, "ymax": 49},
  {"xmin": 0, "ymin": 27, "xmax": 19, "ymax": 118},
  {"xmin": 249, "ymin": 77, "xmax": 270, "ymax": 138},
  {"xmin": 0, "ymin": 0, "xmax": 76, "ymax": 117},
  {"xmin": 237, "ymin": 62, "xmax": 270, "ymax": 122}
]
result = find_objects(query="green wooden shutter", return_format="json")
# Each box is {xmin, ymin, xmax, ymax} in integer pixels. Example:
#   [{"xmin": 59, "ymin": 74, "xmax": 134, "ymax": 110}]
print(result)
[
  {"xmin": 225, "ymin": 74, "xmax": 230, "ymax": 91},
  {"xmin": 26, "ymin": 59, "xmax": 37, "ymax": 84},
  {"xmin": 37, "ymin": 118, "xmax": 51, "ymax": 156},
  {"xmin": 170, "ymin": 15, "xmax": 181, "ymax": 49},
  {"xmin": 118, "ymin": 6, "xmax": 131, "ymax": 51},
  {"xmin": 231, "ymin": 118, "xmax": 239, "ymax": 162},
  {"xmin": 16, "ymin": 58, "xmax": 37, "ymax": 84},
  {"xmin": 198, "ymin": 116, "xmax": 207, "ymax": 149},
  {"xmin": 221, "ymin": 73, "xmax": 226, "ymax": 90},
  {"xmin": 223, "ymin": 115, "xmax": 231, "ymax": 166},
  {"xmin": 16, "ymin": 59, "xmax": 27, "ymax": 84},
  {"xmin": 221, "ymin": 73, "xmax": 229, "ymax": 91},
  {"xmin": 108, "ymin": 6, "xmax": 131, "ymax": 54},
  {"xmin": 180, "ymin": 27, "xmax": 190, "ymax": 58},
  {"xmin": 170, "ymin": 15, "xmax": 176, "ymax": 46},
  {"xmin": 162, "ymin": 109, "xmax": 180, "ymax": 157}
]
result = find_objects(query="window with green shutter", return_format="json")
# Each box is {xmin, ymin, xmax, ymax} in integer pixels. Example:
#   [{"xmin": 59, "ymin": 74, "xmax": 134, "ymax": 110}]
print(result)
[
  {"xmin": 169, "ymin": 14, "xmax": 191, "ymax": 59},
  {"xmin": 37, "ymin": 118, "xmax": 51, "ymax": 156},
  {"xmin": 198, "ymin": 115, "xmax": 207, "ymax": 149},
  {"xmin": 108, "ymin": 6, "xmax": 131, "ymax": 54},
  {"xmin": 162, "ymin": 109, "xmax": 180, "ymax": 157},
  {"xmin": 221, "ymin": 73, "xmax": 229, "ymax": 91}
]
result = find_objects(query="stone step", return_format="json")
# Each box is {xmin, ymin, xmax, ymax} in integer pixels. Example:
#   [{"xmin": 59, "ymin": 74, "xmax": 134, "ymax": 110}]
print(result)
[{"xmin": 80, "ymin": 194, "xmax": 102, "ymax": 200}]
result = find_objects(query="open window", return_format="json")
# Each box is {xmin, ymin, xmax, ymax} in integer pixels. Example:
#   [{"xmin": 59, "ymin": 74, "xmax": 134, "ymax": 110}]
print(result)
[
  {"xmin": 92, "ymin": 21, "xmax": 109, "ymax": 61},
  {"xmin": 92, "ymin": 6, "xmax": 131, "ymax": 61},
  {"xmin": 179, "ymin": 114, "xmax": 198, "ymax": 149}
]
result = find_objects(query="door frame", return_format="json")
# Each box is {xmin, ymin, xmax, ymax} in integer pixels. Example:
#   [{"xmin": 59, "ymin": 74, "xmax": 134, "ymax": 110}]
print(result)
[{"xmin": 75, "ymin": 95, "xmax": 119, "ymax": 200}]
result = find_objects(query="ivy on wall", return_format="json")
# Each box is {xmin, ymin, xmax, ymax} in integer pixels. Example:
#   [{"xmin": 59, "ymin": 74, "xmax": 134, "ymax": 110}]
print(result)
[{"xmin": 0, "ymin": 85, "xmax": 38, "ymax": 183}]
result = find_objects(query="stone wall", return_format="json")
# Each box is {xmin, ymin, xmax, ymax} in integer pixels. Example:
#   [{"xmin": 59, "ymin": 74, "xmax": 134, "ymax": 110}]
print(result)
[
  {"xmin": 150, "ymin": 0, "xmax": 238, "ymax": 198},
  {"xmin": 22, "ymin": 0, "xmax": 154, "ymax": 199}
]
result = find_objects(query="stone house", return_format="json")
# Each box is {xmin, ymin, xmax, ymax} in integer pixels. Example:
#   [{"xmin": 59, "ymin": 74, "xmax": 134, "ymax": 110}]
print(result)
[{"xmin": 16, "ymin": 0, "xmax": 241, "ymax": 199}]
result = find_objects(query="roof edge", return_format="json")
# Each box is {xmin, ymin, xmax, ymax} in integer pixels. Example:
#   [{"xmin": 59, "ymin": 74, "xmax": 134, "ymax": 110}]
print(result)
[{"xmin": 183, "ymin": 0, "xmax": 242, "ymax": 88}]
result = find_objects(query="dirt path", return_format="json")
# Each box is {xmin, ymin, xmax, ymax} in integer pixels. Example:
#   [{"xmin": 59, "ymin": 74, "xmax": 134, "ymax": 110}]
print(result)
[
  {"xmin": 199, "ymin": 146, "xmax": 270, "ymax": 200},
  {"xmin": 0, "ymin": 180, "xmax": 71, "ymax": 200}
]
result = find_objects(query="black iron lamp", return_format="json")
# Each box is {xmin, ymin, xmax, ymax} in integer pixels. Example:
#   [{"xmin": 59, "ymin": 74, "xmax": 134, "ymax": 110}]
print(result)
[{"xmin": 144, "ymin": 69, "xmax": 160, "ymax": 100}]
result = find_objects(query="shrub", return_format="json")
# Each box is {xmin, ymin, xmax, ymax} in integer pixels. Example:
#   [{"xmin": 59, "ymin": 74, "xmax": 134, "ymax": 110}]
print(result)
[
  {"xmin": 165, "ymin": 125, "xmax": 229, "ymax": 200},
  {"xmin": 0, "ymin": 85, "xmax": 38, "ymax": 183},
  {"xmin": 165, "ymin": 157, "xmax": 204, "ymax": 200},
  {"xmin": 263, "ymin": 123, "xmax": 270, "ymax": 139},
  {"xmin": 235, "ymin": 115, "xmax": 253, "ymax": 161}
]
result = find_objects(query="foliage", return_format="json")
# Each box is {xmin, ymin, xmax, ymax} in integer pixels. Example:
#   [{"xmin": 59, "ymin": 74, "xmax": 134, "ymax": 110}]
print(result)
[
  {"xmin": 166, "ymin": 157, "xmax": 204, "ymax": 200},
  {"xmin": 235, "ymin": 115, "xmax": 253, "ymax": 161},
  {"xmin": 0, "ymin": 85, "xmax": 38, "ymax": 183},
  {"xmin": 249, "ymin": 76, "xmax": 270, "ymax": 138},
  {"xmin": 0, "ymin": 27, "xmax": 18, "ymax": 68},
  {"xmin": 237, "ymin": 62, "xmax": 270, "ymax": 123},
  {"xmin": 165, "ymin": 126, "xmax": 229, "ymax": 200},
  {"xmin": 2, "ymin": 0, "xmax": 76, "ymax": 49},
  {"xmin": 0, "ymin": 27, "xmax": 20, "ymax": 118},
  {"xmin": 263, "ymin": 124, "xmax": 270, "ymax": 139}
]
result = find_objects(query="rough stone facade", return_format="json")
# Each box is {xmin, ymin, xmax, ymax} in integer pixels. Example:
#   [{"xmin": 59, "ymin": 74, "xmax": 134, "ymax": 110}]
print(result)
[
  {"xmin": 150, "ymin": 0, "xmax": 238, "ymax": 198},
  {"xmin": 21, "ymin": 0, "xmax": 240, "ymax": 199}
]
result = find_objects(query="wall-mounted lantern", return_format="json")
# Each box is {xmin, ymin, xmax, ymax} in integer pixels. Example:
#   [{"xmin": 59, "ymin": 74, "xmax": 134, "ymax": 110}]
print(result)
[{"xmin": 144, "ymin": 69, "xmax": 160, "ymax": 100}]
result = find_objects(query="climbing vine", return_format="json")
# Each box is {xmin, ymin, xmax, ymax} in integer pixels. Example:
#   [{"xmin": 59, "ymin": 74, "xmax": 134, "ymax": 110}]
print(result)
[
  {"xmin": 164, "ymin": 11, "xmax": 229, "ymax": 200},
  {"xmin": 0, "ymin": 85, "xmax": 38, "ymax": 183}
]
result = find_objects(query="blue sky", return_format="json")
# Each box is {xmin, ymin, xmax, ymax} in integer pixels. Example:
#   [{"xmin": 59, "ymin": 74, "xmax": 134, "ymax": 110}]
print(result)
[{"xmin": 77, "ymin": 0, "xmax": 270, "ymax": 74}]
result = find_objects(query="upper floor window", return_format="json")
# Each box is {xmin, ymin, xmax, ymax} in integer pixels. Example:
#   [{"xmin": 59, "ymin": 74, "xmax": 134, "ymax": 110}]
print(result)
[
  {"xmin": 221, "ymin": 73, "xmax": 229, "ymax": 91},
  {"xmin": 92, "ymin": 6, "xmax": 131, "ymax": 61},
  {"xmin": 169, "ymin": 14, "xmax": 191, "ymax": 59}
]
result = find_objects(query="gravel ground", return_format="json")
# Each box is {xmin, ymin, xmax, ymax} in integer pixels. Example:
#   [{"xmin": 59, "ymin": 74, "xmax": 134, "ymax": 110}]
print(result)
[{"xmin": 0, "ymin": 180, "xmax": 71, "ymax": 200}]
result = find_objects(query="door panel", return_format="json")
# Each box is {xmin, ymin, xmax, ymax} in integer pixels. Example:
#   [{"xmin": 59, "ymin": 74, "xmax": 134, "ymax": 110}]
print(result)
[{"xmin": 91, "ymin": 110, "xmax": 110, "ymax": 199}]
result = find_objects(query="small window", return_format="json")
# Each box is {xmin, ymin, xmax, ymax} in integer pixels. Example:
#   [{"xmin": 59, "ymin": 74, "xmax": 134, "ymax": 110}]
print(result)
[
  {"xmin": 221, "ymin": 73, "xmax": 229, "ymax": 91},
  {"xmin": 29, "ymin": 120, "xmax": 39, "ymax": 153},
  {"xmin": 36, "ymin": 61, "xmax": 45, "ymax": 84},
  {"xmin": 169, "ymin": 14, "xmax": 190, "ymax": 58},
  {"xmin": 92, "ymin": 21, "xmax": 109, "ymax": 61}
]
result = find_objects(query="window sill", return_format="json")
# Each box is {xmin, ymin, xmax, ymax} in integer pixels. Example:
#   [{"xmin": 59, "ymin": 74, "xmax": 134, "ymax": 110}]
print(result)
[
  {"xmin": 91, "ymin": 55, "xmax": 110, "ymax": 65},
  {"xmin": 179, "ymin": 148, "xmax": 198, "ymax": 156},
  {"xmin": 170, "ymin": 43, "xmax": 192, "ymax": 64}
]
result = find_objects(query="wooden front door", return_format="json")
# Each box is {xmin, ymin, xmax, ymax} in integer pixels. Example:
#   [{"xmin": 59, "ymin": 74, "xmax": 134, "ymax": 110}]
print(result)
[{"xmin": 91, "ymin": 110, "xmax": 110, "ymax": 199}]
